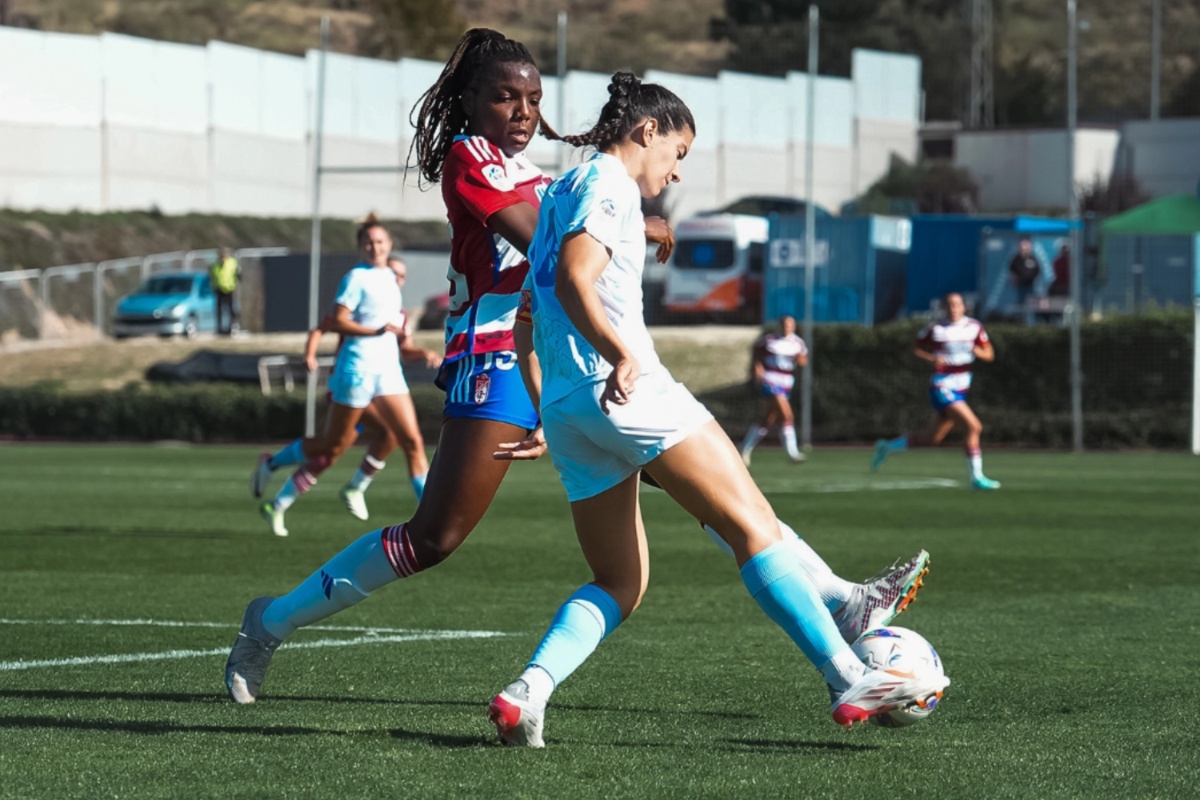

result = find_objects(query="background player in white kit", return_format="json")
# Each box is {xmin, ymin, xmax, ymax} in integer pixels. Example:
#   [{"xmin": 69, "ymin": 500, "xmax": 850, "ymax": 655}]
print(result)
[
  {"xmin": 872, "ymin": 291, "xmax": 1000, "ymax": 490},
  {"xmin": 255, "ymin": 216, "xmax": 427, "ymax": 536},
  {"xmin": 488, "ymin": 72, "xmax": 946, "ymax": 747},
  {"xmin": 740, "ymin": 314, "xmax": 808, "ymax": 465}
]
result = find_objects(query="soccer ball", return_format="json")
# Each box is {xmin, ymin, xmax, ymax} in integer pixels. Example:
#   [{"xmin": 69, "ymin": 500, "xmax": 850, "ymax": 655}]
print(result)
[{"xmin": 850, "ymin": 626, "xmax": 947, "ymax": 728}]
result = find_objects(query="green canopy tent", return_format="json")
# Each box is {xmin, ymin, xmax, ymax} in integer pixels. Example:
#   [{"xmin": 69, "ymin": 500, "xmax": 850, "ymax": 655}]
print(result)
[{"xmin": 1101, "ymin": 193, "xmax": 1200, "ymax": 236}]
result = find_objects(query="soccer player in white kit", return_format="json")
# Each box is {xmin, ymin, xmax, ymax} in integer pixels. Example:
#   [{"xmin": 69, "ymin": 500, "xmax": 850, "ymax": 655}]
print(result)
[
  {"xmin": 254, "ymin": 217, "xmax": 429, "ymax": 536},
  {"xmin": 740, "ymin": 314, "xmax": 808, "ymax": 465},
  {"xmin": 871, "ymin": 292, "xmax": 1000, "ymax": 490},
  {"xmin": 487, "ymin": 73, "xmax": 947, "ymax": 747}
]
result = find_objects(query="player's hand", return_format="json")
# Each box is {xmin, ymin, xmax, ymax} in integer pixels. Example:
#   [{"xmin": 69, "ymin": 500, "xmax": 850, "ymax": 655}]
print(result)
[
  {"xmin": 934, "ymin": 355, "xmax": 948, "ymax": 367},
  {"xmin": 379, "ymin": 322, "xmax": 405, "ymax": 336},
  {"xmin": 304, "ymin": 353, "xmax": 319, "ymax": 373},
  {"xmin": 424, "ymin": 350, "xmax": 443, "ymax": 369},
  {"xmin": 493, "ymin": 427, "xmax": 547, "ymax": 460},
  {"xmin": 600, "ymin": 356, "xmax": 640, "ymax": 415},
  {"xmin": 645, "ymin": 216, "xmax": 675, "ymax": 263}
]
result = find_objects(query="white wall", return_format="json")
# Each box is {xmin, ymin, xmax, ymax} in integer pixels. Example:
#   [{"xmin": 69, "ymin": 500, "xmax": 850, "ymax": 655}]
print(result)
[
  {"xmin": 1118, "ymin": 118, "xmax": 1200, "ymax": 199},
  {"xmin": 0, "ymin": 27, "xmax": 924, "ymax": 222},
  {"xmin": 955, "ymin": 128, "xmax": 1120, "ymax": 211}
]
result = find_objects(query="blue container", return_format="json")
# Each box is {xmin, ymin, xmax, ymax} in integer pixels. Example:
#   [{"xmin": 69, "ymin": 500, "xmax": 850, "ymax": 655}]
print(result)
[
  {"xmin": 766, "ymin": 215, "xmax": 911, "ymax": 325},
  {"xmin": 906, "ymin": 215, "xmax": 1074, "ymax": 315}
]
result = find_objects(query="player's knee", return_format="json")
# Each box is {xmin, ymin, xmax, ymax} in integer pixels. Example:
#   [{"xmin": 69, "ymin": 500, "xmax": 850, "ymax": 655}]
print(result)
[{"xmin": 406, "ymin": 524, "xmax": 468, "ymax": 568}]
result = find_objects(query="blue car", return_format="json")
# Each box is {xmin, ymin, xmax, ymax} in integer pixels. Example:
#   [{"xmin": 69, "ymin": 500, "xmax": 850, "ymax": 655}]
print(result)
[{"xmin": 112, "ymin": 272, "xmax": 217, "ymax": 339}]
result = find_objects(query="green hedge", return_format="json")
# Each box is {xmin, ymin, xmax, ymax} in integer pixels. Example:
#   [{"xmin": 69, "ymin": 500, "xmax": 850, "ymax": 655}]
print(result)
[
  {"xmin": 0, "ymin": 383, "xmax": 447, "ymax": 444},
  {"xmin": 702, "ymin": 313, "xmax": 1193, "ymax": 449},
  {"xmin": 1, "ymin": 314, "xmax": 1193, "ymax": 448}
]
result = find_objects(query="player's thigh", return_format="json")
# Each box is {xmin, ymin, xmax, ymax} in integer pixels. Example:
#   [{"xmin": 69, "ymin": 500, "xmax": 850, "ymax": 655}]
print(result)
[
  {"xmin": 373, "ymin": 393, "xmax": 423, "ymax": 448},
  {"xmin": 318, "ymin": 402, "xmax": 366, "ymax": 455},
  {"xmin": 644, "ymin": 420, "xmax": 779, "ymax": 562},
  {"xmin": 768, "ymin": 392, "xmax": 793, "ymax": 422},
  {"xmin": 407, "ymin": 416, "xmax": 525, "ymax": 538},
  {"xmin": 570, "ymin": 474, "xmax": 648, "ymax": 616},
  {"xmin": 943, "ymin": 401, "xmax": 982, "ymax": 432}
]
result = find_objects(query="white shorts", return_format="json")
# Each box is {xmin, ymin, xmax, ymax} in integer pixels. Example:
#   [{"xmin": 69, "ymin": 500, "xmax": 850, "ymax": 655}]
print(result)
[
  {"xmin": 327, "ymin": 362, "xmax": 409, "ymax": 408},
  {"xmin": 542, "ymin": 369, "xmax": 714, "ymax": 502}
]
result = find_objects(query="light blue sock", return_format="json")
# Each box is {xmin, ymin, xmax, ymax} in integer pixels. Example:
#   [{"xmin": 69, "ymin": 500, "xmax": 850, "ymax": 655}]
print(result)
[
  {"xmin": 410, "ymin": 472, "xmax": 427, "ymax": 500},
  {"xmin": 260, "ymin": 529, "xmax": 397, "ymax": 639},
  {"xmin": 527, "ymin": 584, "xmax": 623, "ymax": 687},
  {"xmin": 740, "ymin": 540, "xmax": 850, "ymax": 669},
  {"xmin": 270, "ymin": 439, "xmax": 305, "ymax": 470}
]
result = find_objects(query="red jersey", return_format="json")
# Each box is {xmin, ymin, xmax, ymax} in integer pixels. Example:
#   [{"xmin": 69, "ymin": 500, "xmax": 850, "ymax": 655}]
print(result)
[{"xmin": 441, "ymin": 135, "xmax": 550, "ymax": 365}]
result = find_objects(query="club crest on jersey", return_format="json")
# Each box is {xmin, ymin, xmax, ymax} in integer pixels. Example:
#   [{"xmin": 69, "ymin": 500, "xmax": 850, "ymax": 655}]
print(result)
[
  {"xmin": 473, "ymin": 373, "xmax": 491, "ymax": 405},
  {"xmin": 600, "ymin": 198, "xmax": 616, "ymax": 217},
  {"xmin": 483, "ymin": 164, "xmax": 514, "ymax": 192}
]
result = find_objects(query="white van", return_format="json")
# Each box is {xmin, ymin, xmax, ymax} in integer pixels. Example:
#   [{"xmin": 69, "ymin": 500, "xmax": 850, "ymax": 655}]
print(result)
[{"xmin": 662, "ymin": 214, "xmax": 769, "ymax": 322}]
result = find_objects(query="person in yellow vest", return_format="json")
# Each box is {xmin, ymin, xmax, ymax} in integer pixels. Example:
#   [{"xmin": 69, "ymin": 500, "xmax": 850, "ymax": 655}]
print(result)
[{"xmin": 209, "ymin": 247, "xmax": 240, "ymax": 335}]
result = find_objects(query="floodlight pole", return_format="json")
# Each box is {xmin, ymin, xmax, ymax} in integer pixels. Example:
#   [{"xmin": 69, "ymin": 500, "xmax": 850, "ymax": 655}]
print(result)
[
  {"xmin": 800, "ymin": 5, "xmax": 818, "ymax": 449},
  {"xmin": 305, "ymin": 15, "xmax": 329, "ymax": 439},
  {"xmin": 1150, "ymin": 0, "xmax": 1161, "ymax": 120},
  {"xmin": 557, "ymin": 11, "xmax": 568, "ymax": 174},
  {"xmin": 1067, "ymin": 0, "xmax": 1084, "ymax": 452}
]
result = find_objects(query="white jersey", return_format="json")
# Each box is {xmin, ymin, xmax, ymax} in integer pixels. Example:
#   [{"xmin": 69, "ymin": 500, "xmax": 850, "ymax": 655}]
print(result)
[
  {"xmin": 917, "ymin": 316, "xmax": 988, "ymax": 393},
  {"xmin": 526, "ymin": 152, "xmax": 661, "ymax": 408},
  {"xmin": 332, "ymin": 263, "xmax": 404, "ymax": 375},
  {"xmin": 757, "ymin": 332, "xmax": 807, "ymax": 393}
]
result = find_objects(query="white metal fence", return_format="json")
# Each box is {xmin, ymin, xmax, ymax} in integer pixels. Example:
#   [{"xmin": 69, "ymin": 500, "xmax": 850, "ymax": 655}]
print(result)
[{"xmin": 0, "ymin": 247, "xmax": 288, "ymax": 343}]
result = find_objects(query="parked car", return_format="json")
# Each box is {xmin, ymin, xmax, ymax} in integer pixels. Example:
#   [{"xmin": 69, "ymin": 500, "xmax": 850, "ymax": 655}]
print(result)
[{"xmin": 112, "ymin": 272, "xmax": 216, "ymax": 339}]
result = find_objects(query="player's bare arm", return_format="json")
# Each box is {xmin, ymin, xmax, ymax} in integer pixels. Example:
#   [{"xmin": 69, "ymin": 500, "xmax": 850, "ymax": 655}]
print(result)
[
  {"xmin": 973, "ymin": 341, "xmax": 995, "ymax": 362},
  {"xmin": 554, "ymin": 230, "xmax": 639, "ymax": 413},
  {"xmin": 644, "ymin": 215, "xmax": 675, "ymax": 263},
  {"xmin": 495, "ymin": 318, "xmax": 548, "ymax": 461},
  {"xmin": 488, "ymin": 202, "xmax": 539, "ymax": 254}
]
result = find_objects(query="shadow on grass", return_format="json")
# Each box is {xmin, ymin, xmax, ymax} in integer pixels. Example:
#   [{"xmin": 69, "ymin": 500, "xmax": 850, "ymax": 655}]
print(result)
[
  {"xmin": 723, "ymin": 738, "xmax": 881, "ymax": 753},
  {"xmin": 0, "ymin": 689, "xmax": 757, "ymax": 720},
  {"xmin": 0, "ymin": 715, "xmax": 373, "ymax": 737}
]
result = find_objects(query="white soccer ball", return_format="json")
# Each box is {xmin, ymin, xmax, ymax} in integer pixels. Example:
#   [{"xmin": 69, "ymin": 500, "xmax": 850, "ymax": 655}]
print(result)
[{"xmin": 850, "ymin": 626, "xmax": 947, "ymax": 728}]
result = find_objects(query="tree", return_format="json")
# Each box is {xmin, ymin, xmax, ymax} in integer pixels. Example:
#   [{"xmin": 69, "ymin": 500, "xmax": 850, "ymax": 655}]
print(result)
[
  {"xmin": 850, "ymin": 155, "xmax": 979, "ymax": 215},
  {"xmin": 356, "ymin": 0, "xmax": 461, "ymax": 61}
]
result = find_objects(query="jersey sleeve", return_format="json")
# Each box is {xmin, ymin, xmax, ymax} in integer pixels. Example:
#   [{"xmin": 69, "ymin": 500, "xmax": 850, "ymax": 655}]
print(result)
[
  {"xmin": 334, "ymin": 269, "xmax": 364, "ymax": 313},
  {"xmin": 797, "ymin": 337, "xmax": 809, "ymax": 357},
  {"xmin": 573, "ymin": 171, "xmax": 628, "ymax": 252},
  {"xmin": 975, "ymin": 323, "xmax": 990, "ymax": 346},
  {"xmin": 916, "ymin": 323, "xmax": 935, "ymax": 348},
  {"xmin": 445, "ymin": 139, "xmax": 528, "ymax": 224}
]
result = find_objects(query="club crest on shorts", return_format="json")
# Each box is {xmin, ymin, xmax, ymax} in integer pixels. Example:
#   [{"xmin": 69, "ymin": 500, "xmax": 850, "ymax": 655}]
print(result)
[{"xmin": 473, "ymin": 373, "xmax": 491, "ymax": 405}]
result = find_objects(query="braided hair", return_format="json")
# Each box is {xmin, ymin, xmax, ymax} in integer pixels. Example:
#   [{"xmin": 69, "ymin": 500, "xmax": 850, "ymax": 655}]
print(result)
[
  {"xmin": 547, "ymin": 72, "xmax": 695, "ymax": 152},
  {"xmin": 408, "ymin": 29, "xmax": 550, "ymax": 186}
]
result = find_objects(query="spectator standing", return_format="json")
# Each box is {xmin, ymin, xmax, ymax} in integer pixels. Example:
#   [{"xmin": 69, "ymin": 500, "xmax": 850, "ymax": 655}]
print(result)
[
  {"xmin": 1050, "ymin": 244, "xmax": 1070, "ymax": 298},
  {"xmin": 1007, "ymin": 238, "xmax": 1040, "ymax": 323},
  {"xmin": 209, "ymin": 247, "xmax": 240, "ymax": 335}
]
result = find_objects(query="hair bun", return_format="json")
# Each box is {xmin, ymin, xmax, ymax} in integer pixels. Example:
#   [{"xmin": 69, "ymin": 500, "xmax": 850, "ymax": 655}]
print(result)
[
  {"xmin": 357, "ymin": 211, "xmax": 382, "ymax": 224},
  {"xmin": 609, "ymin": 72, "xmax": 640, "ymax": 99}
]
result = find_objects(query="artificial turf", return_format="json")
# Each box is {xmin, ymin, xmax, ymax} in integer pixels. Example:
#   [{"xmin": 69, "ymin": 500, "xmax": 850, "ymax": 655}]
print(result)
[{"xmin": 1, "ymin": 443, "xmax": 1197, "ymax": 799}]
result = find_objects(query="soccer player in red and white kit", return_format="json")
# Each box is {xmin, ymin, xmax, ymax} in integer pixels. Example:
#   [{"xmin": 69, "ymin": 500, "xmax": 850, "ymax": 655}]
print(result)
[
  {"xmin": 740, "ymin": 314, "xmax": 808, "ymax": 465},
  {"xmin": 872, "ymin": 292, "xmax": 1000, "ymax": 490}
]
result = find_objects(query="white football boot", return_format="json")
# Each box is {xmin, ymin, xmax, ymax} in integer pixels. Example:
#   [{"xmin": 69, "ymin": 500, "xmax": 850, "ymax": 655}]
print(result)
[
  {"xmin": 833, "ymin": 550, "xmax": 930, "ymax": 644},
  {"xmin": 488, "ymin": 680, "xmax": 546, "ymax": 748}
]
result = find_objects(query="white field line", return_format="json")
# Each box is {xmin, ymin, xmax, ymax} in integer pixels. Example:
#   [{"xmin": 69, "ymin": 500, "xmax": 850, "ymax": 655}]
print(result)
[
  {"xmin": 0, "ymin": 620, "xmax": 509, "ymax": 672},
  {"xmin": 0, "ymin": 618, "xmax": 468, "ymax": 634}
]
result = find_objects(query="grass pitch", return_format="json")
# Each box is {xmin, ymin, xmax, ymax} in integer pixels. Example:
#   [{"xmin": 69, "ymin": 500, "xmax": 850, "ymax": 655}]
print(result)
[{"xmin": 1, "ymin": 443, "xmax": 1197, "ymax": 799}]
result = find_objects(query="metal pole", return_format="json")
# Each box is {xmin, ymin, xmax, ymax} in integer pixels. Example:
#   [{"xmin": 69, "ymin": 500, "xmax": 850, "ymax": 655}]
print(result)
[
  {"xmin": 801, "ymin": 5, "xmax": 818, "ymax": 449},
  {"xmin": 306, "ymin": 16, "xmax": 329, "ymax": 438},
  {"xmin": 1150, "ymin": 0, "xmax": 1161, "ymax": 120},
  {"xmin": 1193, "ymin": 297, "xmax": 1200, "ymax": 454},
  {"xmin": 1067, "ymin": 0, "xmax": 1084, "ymax": 452},
  {"xmin": 557, "ymin": 11, "xmax": 568, "ymax": 174}
]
